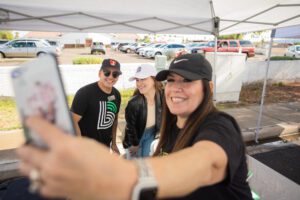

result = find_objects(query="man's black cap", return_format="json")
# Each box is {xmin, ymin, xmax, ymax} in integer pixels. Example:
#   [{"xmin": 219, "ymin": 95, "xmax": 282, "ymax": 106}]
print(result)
[
  {"xmin": 155, "ymin": 54, "xmax": 212, "ymax": 81},
  {"xmin": 101, "ymin": 59, "xmax": 121, "ymax": 72}
]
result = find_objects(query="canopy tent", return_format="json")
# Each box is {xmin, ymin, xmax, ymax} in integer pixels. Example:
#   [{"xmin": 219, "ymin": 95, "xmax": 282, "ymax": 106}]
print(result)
[
  {"xmin": 272, "ymin": 24, "xmax": 300, "ymax": 38},
  {"xmin": 0, "ymin": 0, "xmax": 300, "ymax": 142},
  {"xmin": 0, "ymin": 0, "xmax": 300, "ymax": 35}
]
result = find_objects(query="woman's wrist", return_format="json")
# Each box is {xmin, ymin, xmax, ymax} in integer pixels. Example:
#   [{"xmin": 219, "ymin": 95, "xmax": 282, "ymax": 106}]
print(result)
[{"xmin": 120, "ymin": 160, "xmax": 138, "ymax": 200}]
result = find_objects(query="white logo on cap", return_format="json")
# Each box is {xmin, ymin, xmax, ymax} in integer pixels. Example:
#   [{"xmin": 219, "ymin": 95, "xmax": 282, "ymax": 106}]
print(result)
[
  {"xmin": 136, "ymin": 66, "xmax": 142, "ymax": 73},
  {"xmin": 173, "ymin": 59, "xmax": 188, "ymax": 64}
]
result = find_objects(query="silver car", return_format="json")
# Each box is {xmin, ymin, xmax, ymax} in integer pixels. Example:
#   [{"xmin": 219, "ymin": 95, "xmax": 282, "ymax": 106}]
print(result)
[
  {"xmin": 0, "ymin": 39, "xmax": 61, "ymax": 58},
  {"xmin": 146, "ymin": 43, "xmax": 186, "ymax": 58}
]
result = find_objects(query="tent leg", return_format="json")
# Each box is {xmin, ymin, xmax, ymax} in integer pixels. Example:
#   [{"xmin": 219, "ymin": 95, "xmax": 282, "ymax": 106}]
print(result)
[
  {"xmin": 254, "ymin": 35, "xmax": 274, "ymax": 143},
  {"xmin": 213, "ymin": 35, "xmax": 218, "ymax": 102}
]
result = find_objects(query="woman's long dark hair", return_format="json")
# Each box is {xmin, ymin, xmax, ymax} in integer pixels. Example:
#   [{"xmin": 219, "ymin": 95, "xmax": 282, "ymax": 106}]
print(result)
[
  {"xmin": 132, "ymin": 76, "xmax": 163, "ymax": 96},
  {"xmin": 154, "ymin": 79, "xmax": 217, "ymax": 155}
]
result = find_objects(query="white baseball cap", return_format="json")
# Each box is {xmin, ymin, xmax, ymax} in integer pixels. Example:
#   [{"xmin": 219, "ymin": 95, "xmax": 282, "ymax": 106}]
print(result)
[{"xmin": 129, "ymin": 64, "xmax": 157, "ymax": 81}]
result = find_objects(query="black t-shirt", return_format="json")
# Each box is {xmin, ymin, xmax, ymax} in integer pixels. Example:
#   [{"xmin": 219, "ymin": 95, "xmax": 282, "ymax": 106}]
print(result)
[
  {"xmin": 161, "ymin": 112, "xmax": 252, "ymax": 200},
  {"xmin": 71, "ymin": 82, "xmax": 121, "ymax": 146}
]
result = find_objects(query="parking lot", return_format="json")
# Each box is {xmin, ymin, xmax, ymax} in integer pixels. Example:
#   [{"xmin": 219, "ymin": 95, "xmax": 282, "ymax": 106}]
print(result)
[{"xmin": 0, "ymin": 47, "xmax": 286, "ymax": 66}]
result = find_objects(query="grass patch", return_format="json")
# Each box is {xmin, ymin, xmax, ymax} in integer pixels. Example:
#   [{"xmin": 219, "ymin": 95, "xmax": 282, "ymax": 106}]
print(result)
[
  {"xmin": 270, "ymin": 56, "xmax": 300, "ymax": 61},
  {"xmin": 0, "ymin": 97, "xmax": 21, "ymax": 131},
  {"xmin": 0, "ymin": 88, "xmax": 135, "ymax": 131},
  {"xmin": 119, "ymin": 88, "xmax": 135, "ymax": 120},
  {"xmin": 72, "ymin": 57, "xmax": 103, "ymax": 64}
]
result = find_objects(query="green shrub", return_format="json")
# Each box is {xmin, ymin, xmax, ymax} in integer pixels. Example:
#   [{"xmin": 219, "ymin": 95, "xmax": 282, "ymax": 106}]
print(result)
[
  {"xmin": 72, "ymin": 57, "xmax": 103, "ymax": 64},
  {"xmin": 119, "ymin": 88, "xmax": 135, "ymax": 119},
  {"xmin": 272, "ymin": 82, "xmax": 285, "ymax": 87},
  {"xmin": 270, "ymin": 56, "xmax": 300, "ymax": 61}
]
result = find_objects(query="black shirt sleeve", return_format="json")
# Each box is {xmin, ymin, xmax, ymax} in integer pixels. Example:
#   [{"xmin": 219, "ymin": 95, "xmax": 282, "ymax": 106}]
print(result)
[
  {"xmin": 70, "ymin": 87, "xmax": 89, "ymax": 116},
  {"xmin": 192, "ymin": 113, "xmax": 244, "ymax": 184}
]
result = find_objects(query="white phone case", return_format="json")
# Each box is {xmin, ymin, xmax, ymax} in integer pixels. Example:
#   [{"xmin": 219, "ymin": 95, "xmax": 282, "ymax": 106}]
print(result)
[{"xmin": 10, "ymin": 54, "xmax": 76, "ymax": 148}]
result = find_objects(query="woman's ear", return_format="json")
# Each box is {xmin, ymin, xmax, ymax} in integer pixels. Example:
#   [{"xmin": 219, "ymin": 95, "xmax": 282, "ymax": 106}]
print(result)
[{"xmin": 209, "ymin": 81, "xmax": 214, "ymax": 93}]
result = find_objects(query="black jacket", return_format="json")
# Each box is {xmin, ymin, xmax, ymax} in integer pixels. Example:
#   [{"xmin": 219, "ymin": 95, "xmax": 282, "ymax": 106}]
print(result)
[{"xmin": 123, "ymin": 91, "xmax": 163, "ymax": 148}]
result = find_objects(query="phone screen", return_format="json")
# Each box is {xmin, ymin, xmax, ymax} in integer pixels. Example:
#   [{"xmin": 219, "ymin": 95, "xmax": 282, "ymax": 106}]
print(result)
[{"xmin": 10, "ymin": 54, "xmax": 76, "ymax": 148}]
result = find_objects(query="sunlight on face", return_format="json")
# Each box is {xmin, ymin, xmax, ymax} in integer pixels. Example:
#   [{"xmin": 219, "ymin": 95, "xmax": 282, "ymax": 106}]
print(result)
[
  {"xmin": 165, "ymin": 73, "xmax": 204, "ymax": 120},
  {"xmin": 99, "ymin": 68, "xmax": 120, "ymax": 89},
  {"xmin": 135, "ymin": 77, "xmax": 155, "ymax": 95}
]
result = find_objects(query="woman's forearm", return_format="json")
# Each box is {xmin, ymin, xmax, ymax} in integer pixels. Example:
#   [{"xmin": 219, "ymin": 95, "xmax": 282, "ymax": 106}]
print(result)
[{"xmin": 148, "ymin": 141, "xmax": 227, "ymax": 198}]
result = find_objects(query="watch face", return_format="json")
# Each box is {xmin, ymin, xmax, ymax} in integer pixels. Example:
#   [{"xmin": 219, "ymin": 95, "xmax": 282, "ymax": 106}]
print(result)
[{"xmin": 139, "ymin": 187, "xmax": 158, "ymax": 200}]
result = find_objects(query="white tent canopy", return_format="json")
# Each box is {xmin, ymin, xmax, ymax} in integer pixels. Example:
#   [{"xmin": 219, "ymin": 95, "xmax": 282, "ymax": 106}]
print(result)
[
  {"xmin": 272, "ymin": 24, "xmax": 300, "ymax": 38},
  {"xmin": 0, "ymin": 0, "xmax": 300, "ymax": 35}
]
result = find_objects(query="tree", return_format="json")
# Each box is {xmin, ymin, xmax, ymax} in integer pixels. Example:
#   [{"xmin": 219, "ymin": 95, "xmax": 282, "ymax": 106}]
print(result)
[
  {"xmin": 218, "ymin": 34, "xmax": 243, "ymax": 40},
  {"xmin": 141, "ymin": 35, "xmax": 151, "ymax": 43},
  {"xmin": 0, "ymin": 31, "xmax": 14, "ymax": 40},
  {"xmin": 14, "ymin": 32, "xmax": 19, "ymax": 39}
]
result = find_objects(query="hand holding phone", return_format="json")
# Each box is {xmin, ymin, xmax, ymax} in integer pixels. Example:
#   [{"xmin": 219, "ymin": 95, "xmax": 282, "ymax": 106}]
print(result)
[{"xmin": 11, "ymin": 54, "xmax": 76, "ymax": 148}]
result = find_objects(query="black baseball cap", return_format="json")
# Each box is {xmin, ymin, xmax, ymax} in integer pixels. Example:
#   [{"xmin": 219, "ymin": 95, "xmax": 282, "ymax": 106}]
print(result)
[
  {"xmin": 155, "ymin": 54, "xmax": 212, "ymax": 81},
  {"xmin": 100, "ymin": 58, "xmax": 121, "ymax": 72}
]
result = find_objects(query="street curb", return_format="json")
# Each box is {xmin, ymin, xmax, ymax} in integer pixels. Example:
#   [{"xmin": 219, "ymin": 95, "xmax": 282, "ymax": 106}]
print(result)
[{"xmin": 242, "ymin": 123, "xmax": 300, "ymax": 142}]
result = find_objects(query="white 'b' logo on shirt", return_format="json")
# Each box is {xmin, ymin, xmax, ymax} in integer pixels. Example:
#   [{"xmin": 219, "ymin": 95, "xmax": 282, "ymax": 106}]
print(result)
[{"xmin": 97, "ymin": 101, "xmax": 117, "ymax": 129}]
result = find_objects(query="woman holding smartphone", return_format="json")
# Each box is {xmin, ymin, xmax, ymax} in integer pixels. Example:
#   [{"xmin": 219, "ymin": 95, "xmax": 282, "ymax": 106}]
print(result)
[{"xmin": 17, "ymin": 54, "xmax": 252, "ymax": 200}]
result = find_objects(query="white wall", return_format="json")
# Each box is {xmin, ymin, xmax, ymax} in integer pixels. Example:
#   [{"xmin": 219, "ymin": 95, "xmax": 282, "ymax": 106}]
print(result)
[
  {"xmin": 1, "ymin": 60, "xmax": 300, "ymax": 97},
  {"xmin": 60, "ymin": 33, "xmax": 112, "ymax": 45},
  {"xmin": 244, "ymin": 60, "xmax": 300, "ymax": 83},
  {"xmin": 0, "ymin": 63, "xmax": 146, "ymax": 96}
]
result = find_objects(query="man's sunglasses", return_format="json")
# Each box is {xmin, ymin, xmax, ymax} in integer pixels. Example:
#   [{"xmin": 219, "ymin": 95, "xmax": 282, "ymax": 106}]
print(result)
[{"xmin": 103, "ymin": 70, "xmax": 121, "ymax": 78}]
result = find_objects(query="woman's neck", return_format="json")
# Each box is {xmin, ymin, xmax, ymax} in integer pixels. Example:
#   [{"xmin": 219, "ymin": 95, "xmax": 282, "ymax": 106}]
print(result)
[
  {"xmin": 176, "ymin": 116, "xmax": 187, "ymax": 129},
  {"xmin": 144, "ymin": 88, "xmax": 156, "ymax": 105}
]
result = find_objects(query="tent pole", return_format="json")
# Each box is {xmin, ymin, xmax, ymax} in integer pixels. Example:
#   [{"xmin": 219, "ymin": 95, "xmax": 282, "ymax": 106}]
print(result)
[
  {"xmin": 212, "ymin": 17, "xmax": 219, "ymax": 103},
  {"xmin": 254, "ymin": 31, "xmax": 274, "ymax": 143},
  {"xmin": 213, "ymin": 35, "xmax": 217, "ymax": 102}
]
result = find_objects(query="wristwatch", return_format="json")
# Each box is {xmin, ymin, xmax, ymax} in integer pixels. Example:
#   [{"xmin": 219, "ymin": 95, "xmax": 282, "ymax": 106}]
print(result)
[{"xmin": 132, "ymin": 159, "xmax": 158, "ymax": 200}]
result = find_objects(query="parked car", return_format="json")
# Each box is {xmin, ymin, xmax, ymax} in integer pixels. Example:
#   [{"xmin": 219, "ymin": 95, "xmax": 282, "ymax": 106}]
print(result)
[
  {"xmin": 90, "ymin": 42, "xmax": 106, "ymax": 55},
  {"xmin": 186, "ymin": 42, "xmax": 208, "ymax": 53},
  {"xmin": 136, "ymin": 43, "xmax": 154, "ymax": 55},
  {"xmin": 0, "ymin": 39, "xmax": 9, "ymax": 45},
  {"xmin": 119, "ymin": 43, "xmax": 137, "ymax": 53},
  {"xmin": 198, "ymin": 40, "xmax": 255, "ymax": 57},
  {"xmin": 0, "ymin": 39, "xmax": 61, "ymax": 58},
  {"xmin": 284, "ymin": 45, "xmax": 300, "ymax": 58},
  {"xmin": 47, "ymin": 40, "xmax": 64, "ymax": 50},
  {"xmin": 146, "ymin": 43, "xmax": 186, "ymax": 58},
  {"xmin": 255, "ymin": 44, "xmax": 270, "ymax": 55},
  {"xmin": 134, "ymin": 43, "xmax": 150, "ymax": 54},
  {"xmin": 117, "ymin": 43, "xmax": 130, "ymax": 51},
  {"xmin": 140, "ymin": 43, "xmax": 165, "ymax": 57},
  {"xmin": 111, "ymin": 42, "xmax": 120, "ymax": 50}
]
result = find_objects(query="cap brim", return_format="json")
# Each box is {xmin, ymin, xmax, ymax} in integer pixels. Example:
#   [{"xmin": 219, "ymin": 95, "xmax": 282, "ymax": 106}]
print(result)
[
  {"xmin": 128, "ymin": 74, "xmax": 151, "ymax": 82},
  {"xmin": 156, "ymin": 69, "xmax": 204, "ymax": 81}
]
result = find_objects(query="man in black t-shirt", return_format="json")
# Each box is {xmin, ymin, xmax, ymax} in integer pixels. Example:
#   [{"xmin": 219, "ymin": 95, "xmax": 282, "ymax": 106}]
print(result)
[{"xmin": 71, "ymin": 59, "xmax": 122, "ymax": 153}]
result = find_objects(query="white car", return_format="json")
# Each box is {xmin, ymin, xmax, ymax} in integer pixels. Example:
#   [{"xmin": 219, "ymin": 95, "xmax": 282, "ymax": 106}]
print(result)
[
  {"xmin": 146, "ymin": 44, "xmax": 186, "ymax": 58},
  {"xmin": 0, "ymin": 39, "xmax": 61, "ymax": 58},
  {"xmin": 139, "ymin": 43, "xmax": 164, "ymax": 57},
  {"xmin": 284, "ymin": 45, "xmax": 300, "ymax": 58},
  {"xmin": 255, "ymin": 44, "xmax": 270, "ymax": 55}
]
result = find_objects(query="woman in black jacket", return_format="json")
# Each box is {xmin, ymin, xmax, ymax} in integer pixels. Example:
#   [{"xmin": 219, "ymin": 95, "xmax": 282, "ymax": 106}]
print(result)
[{"xmin": 123, "ymin": 64, "xmax": 163, "ymax": 157}]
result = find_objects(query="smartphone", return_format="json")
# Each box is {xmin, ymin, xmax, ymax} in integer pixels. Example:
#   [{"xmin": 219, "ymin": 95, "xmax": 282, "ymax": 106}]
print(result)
[{"xmin": 10, "ymin": 54, "xmax": 76, "ymax": 148}]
